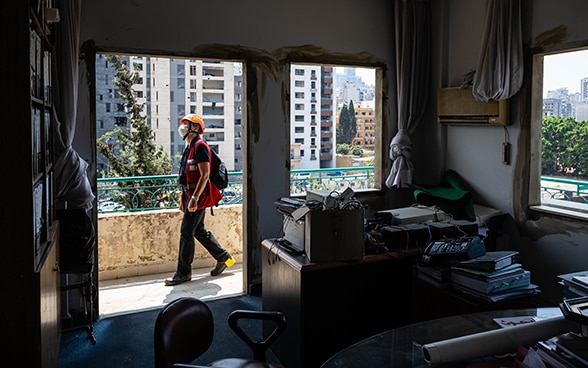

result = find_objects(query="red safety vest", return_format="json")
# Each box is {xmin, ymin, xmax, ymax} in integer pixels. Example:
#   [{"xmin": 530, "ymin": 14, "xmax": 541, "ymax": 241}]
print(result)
[{"xmin": 181, "ymin": 139, "xmax": 222, "ymax": 211}]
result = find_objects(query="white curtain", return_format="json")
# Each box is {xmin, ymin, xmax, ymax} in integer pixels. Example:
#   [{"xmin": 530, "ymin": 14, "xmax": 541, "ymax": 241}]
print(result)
[
  {"xmin": 472, "ymin": 0, "xmax": 523, "ymax": 102},
  {"xmin": 385, "ymin": 0, "xmax": 431, "ymax": 189},
  {"xmin": 52, "ymin": 0, "xmax": 95, "ymax": 209}
]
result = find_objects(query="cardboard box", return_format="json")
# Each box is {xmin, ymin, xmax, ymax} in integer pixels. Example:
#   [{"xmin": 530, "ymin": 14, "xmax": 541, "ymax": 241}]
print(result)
[{"xmin": 304, "ymin": 207, "xmax": 364, "ymax": 262}]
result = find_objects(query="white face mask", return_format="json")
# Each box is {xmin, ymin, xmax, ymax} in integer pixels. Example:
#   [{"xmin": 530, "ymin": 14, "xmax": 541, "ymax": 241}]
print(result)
[{"xmin": 178, "ymin": 124, "xmax": 190, "ymax": 139}]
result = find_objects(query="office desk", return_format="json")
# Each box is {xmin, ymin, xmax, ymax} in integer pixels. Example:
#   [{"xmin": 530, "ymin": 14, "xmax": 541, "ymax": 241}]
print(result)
[
  {"xmin": 261, "ymin": 239, "xmax": 417, "ymax": 368},
  {"xmin": 321, "ymin": 307, "xmax": 572, "ymax": 367}
]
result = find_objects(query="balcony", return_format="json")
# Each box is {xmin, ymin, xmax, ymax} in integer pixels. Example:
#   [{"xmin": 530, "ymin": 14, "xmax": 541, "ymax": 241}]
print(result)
[
  {"xmin": 97, "ymin": 169, "xmax": 378, "ymax": 281},
  {"xmin": 98, "ymin": 205, "xmax": 243, "ymax": 282},
  {"xmin": 96, "ymin": 173, "xmax": 243, "ymax": 281}
]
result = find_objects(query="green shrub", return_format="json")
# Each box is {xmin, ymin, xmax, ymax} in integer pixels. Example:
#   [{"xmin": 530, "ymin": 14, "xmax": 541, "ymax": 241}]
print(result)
[{"xmin": 542, "ymin": 117, "xmax": 588, "ymax": 177}]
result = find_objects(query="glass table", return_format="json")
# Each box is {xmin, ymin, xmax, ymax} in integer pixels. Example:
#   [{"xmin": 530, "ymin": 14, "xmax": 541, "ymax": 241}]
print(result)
[{"xmin": 321, "ymin": 308, "xmax": 568, "ymax": 367}]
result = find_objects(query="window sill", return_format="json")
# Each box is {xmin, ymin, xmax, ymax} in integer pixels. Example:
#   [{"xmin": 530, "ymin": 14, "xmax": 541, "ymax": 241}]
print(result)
[{"xmin": 531, "ymin": 199, "xmax": 588, "ymax": 222}]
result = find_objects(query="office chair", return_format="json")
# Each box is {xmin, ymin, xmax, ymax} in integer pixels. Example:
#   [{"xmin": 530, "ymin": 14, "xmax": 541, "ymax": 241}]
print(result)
[{"xmin": 154, "ymin": 297, "xmax": 287, "ymax": 368}]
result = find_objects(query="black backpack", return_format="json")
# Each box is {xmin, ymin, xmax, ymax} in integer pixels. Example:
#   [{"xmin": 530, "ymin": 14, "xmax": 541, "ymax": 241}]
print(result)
[{"xmin": 197, "ymin": 141, "xmax": 228, "ymax": 191}]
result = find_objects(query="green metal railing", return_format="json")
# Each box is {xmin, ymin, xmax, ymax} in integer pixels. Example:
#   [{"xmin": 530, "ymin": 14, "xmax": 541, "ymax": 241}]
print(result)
[
  {"xmin": 540, "ymin": 176, "xmax": 588, "ymax": 203},
  {"xmin": 97, "ymin": 172, "xmax": 243, "ymax": 213},
  {"xmin": 290, "ymin": 166, "xmax": 376, "ymax": 194},
  {"xmin": 96, "ymin": 170, "xmax": 588, "ymax": 213},
  {"xmin": 97, "ymin": 167, "xmax": 375, "ymax": 213}
]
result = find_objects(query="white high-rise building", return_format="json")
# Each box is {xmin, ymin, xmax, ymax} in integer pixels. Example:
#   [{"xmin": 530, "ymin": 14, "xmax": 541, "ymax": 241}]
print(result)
[
  {"xmin": 581, "ymin": 77, "xmax": 588, "ymax": 103},
  {"xmin": 290, "ymin": 65, "xmax": 336, "ymax": 170}
]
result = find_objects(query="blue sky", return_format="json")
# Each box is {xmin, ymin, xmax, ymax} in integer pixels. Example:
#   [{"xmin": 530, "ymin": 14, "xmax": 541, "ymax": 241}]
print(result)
[
  {"xmin": 355, "ymin": 68, "xmax": 375, "ymax": 86},
  {"xmin": 543, "ymin": 49, "xmax": 588, "ymax": 97}
]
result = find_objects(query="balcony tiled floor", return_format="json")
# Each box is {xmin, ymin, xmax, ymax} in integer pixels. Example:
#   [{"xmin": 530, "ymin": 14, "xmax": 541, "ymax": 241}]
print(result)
[{"xmin": 98, "ymin": 263, "xmax": 243, "ymax": 317}]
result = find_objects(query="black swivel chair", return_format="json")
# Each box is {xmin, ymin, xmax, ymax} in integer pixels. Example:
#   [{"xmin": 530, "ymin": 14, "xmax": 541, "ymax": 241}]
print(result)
[{"xmin": 154, "ymin": 297, "xmax": 287, "ymax": 368}]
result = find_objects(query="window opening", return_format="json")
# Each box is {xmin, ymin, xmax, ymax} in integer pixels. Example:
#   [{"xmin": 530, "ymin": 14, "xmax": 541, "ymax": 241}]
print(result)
[
  {"xmin": 95, "ymin": 53, "xmax": 245, "ymax": 315},
  {"xmin": 289, "ymin": 64, "xmax": 380, "ymax": 196},
  {"xmin": 531, "ymin": 48, "xmax": 588, "ymax": 220}
]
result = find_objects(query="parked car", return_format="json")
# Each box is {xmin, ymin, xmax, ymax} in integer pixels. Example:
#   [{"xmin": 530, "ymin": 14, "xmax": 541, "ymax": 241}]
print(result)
[
  {"xmin": 222, "ymin": 190, "xmax": 237, "ymax": 202},
  {"xmin": 99, "ymin": 201, "xmax": 125, "ymax": 212},
  {"xmin": 294, "ymin": 173, "xmax": 311, "ymax": 180}
]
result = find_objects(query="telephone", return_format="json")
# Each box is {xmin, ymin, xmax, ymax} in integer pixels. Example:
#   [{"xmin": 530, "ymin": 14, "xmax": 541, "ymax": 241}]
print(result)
[{"xmin": 421, "ymin": 235, "xmax": 486, "ymax": 263}]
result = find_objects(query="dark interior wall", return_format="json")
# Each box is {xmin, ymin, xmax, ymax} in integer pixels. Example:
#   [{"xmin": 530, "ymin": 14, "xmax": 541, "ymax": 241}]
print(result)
[
  {"xmin": 81, "ymin": 0, "xmax": 393, "ymax": 57},
  {"xmin": 439, "ymin": 0, "xmax": 588, "ymax": 305},
  {"xmin": 440, "ymin": 0, "xmax": 519, "ymax": 210}
]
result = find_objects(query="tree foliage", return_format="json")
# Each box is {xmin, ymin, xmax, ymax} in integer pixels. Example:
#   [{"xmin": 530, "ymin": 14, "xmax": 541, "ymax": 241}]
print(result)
[
  {"xmin": 336, "ymin": 143, "xmax": 364, "ymax": 157},
  {"xmin": 542, "ymin": 116, "xmax": 588, "ymax": 177},
  {"xmin": 350, "ymin": 146, "xmax": 364, "ymax": 157},
  {"xmin": 97, "ymin": 55, "xmax": 172, "ymax": 178},
  {"xmin": 337, "ymin": 143, "xmax": 351, "ymax": 155},
  {"xmin": 336, "ymin": 100, "xmax": 357, "ymax": 144}
]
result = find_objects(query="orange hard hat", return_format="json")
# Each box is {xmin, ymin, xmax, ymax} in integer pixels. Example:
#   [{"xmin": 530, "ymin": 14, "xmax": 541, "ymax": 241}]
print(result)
[{"xmin": 180, "ymin": 114, "xmax": 204, "ymax": 133}]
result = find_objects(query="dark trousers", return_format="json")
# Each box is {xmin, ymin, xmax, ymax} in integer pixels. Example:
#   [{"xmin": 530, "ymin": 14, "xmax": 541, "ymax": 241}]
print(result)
[{"xmin": 177, "ymin": 208, "xmax": 229, "ymax": 275}]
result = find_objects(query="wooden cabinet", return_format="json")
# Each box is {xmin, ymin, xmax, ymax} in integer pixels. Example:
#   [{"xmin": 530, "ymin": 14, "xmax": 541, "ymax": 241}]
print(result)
[
  {"xmin": 31, "ymin": 2, "xmax": 61, "ymax": 366},
  {"xmin": 39, "ymin": 225, "xmax": 61, "ymax": 367},
  {"xmin": 261, "ymin": 239, "xmax": 415, "ymax": 368},
  {"xmin": 0, "ymin": 1, "xmax": 60, "ymax": 366}
]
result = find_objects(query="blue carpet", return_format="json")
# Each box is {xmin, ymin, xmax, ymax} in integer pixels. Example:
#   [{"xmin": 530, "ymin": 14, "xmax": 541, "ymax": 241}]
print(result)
[{"xmin": 58, "ymin": 295, "xmax": 281, "ymax": 368}]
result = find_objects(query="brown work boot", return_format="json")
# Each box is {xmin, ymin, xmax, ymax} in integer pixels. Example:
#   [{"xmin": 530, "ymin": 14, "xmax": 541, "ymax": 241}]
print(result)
[
  {"xmin": 164, "ymin": 272, "xmax": 191, "ymax": 286},
  {"xmin": 210, "ymin": 261, "xmax": 228, "ymax": 276},
  {"xmin": 211, "ymin": 256, "xmax": 234, "ymax": 276}
]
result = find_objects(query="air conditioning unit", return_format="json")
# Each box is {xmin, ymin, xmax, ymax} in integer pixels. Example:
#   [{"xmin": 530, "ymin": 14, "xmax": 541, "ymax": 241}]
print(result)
[{"xmin": 437, "ymin": 86, "xmax": 509, "ymax": 126}]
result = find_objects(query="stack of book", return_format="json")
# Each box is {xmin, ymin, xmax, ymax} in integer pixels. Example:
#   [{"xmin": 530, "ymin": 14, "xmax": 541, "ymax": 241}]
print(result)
[
  {"xmin": 449, "ymin": 251, "xmax": 540, "ymax": 302},
  {"xmin": 535, "ymin": 332, "xmax": 588, "ymax": 368},
  {"xmin": 415, "ymin": 262, "xmax": 452, "ymax": 288},
  {"xmin": 558, "ymin": 270, "xmax": 588, "ymax": 297}
]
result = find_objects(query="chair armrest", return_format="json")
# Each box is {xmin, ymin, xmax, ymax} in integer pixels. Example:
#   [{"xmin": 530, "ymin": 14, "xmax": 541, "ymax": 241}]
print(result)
[{"xmin": 227, "ymin": 309, "xmax": 287, "ymax": 361}]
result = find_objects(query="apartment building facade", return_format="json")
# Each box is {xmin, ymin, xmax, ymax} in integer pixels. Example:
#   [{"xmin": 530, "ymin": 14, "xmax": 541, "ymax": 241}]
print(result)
[
  {"xmin": 351, "ymin": 102, "xmax": 376, "ymax": 151},
  {"xmin": 290, "ymin": 64, "xmax": 336, "ymax": 170}
]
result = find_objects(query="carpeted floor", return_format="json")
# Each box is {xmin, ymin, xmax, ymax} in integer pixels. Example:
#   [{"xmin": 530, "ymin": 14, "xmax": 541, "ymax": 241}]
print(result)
[{"xmin": 58, "ymin": 294, "xmax": 282, "ymax": 368}]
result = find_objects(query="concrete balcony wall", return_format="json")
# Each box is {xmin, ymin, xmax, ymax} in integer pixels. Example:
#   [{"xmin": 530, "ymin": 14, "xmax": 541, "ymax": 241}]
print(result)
[{"xmin": 97, "ymin": 205, "xmax": 242, "ymax": 281}]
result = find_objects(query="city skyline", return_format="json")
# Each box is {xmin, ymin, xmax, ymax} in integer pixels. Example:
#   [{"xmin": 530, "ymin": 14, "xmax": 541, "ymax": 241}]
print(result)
[
  {"xmin": 543, "ymin": 49, "xmax": 588, "ymax": 97},
  {"xmin": 335, "ymin": 66, "xmax": 375, "ymax": 86}
]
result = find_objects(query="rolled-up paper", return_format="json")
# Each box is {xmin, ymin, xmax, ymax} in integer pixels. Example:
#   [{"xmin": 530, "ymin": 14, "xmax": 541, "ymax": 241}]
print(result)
[{"xmin": 422, "ymin": 316, "xmax": 578, "ymax": 364}]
